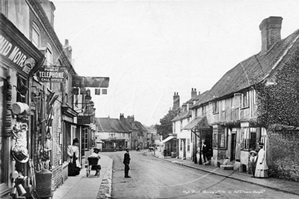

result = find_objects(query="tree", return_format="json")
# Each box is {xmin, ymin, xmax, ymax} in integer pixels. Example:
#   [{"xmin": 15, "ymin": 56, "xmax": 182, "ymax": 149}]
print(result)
[{"xmin": 155, "ymin": 109, "xmax": 178, "ymax": 140}]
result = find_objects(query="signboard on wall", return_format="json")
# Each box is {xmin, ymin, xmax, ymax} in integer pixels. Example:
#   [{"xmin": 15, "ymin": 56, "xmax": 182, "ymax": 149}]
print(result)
[
  {"xmin": 36, "ymin": 66, "xmax": 65, "ymax": 82},
  {"xmin": 72, "ymin": 76, "xmax": 109, "ymax": 88}
]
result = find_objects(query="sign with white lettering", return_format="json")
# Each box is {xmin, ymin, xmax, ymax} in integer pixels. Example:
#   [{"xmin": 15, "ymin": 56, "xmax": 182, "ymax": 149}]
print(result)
[
  {"xmin": 0, "ymin": 33, "xmax": 37, "ymax": 75},
  {"xmin": 36, "ymin": 66, "xmax": 65, "ymax": 82}
]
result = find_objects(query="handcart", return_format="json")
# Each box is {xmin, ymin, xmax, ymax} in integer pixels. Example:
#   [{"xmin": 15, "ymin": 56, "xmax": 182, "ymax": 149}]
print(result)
[{"xmin": 86, "ymin": 157, "xmax": 100, "ymax": 177}]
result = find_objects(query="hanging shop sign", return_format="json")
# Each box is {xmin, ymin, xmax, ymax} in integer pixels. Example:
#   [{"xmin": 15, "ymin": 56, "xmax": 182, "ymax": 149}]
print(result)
[
  {"xmin": 36, "ymin": 66, "xmax": 65, "ymax": 82},
  {"xmin": 0, "ymin": 14, "xmax": 44, "ymax": 76},
  {"xmin": 72, "ymin": 75, "xmax": 109, "ymax": 88}
]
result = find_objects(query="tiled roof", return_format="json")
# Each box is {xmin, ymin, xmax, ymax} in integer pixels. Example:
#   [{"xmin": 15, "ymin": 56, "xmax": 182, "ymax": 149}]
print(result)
[
  {"xmin": 134, "ymin": 121, "xmax": 148, "ymax": 136},
  {"xmin": 199, "ymin": 30, "xmax": 299, "ymax": 105},
  {"xmin": 192, "ymin": 91, "xmax": 213, "ymax": 108},
  {"xmin": 171, "ymin": 110, "xmax": 191, "ymax": 122},
  {"xmin": 95, "ymin": 118, "xmax": 132, "ymax": 133}
]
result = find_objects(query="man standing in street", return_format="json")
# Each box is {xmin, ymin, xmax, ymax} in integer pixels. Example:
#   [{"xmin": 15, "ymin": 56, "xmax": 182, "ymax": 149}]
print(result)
[{"xmin": 123, "ymin": 148, "xmax": 131, "ymax": 178}]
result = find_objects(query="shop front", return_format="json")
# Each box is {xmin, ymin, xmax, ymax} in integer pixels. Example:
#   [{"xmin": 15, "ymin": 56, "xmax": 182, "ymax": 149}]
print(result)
[{"xmin": 0, "ymin": 14, "xmax": 44, "ymax": 197}]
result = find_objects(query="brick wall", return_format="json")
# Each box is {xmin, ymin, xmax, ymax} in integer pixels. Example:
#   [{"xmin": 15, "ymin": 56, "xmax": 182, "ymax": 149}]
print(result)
[{"xmin": 267, "ymin": 128, "xmax": 299, "ymax": 181}]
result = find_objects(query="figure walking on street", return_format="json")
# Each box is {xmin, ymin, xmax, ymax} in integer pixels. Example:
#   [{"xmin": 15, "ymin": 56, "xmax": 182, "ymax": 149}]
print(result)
[
  {"xmin": 123, "ymin": 148, "xmax": 131, "ymax": 178},
  {"xmin": 255, "ymin": 142, "xmax": 268, "ymax": 178},
  {"xmin": 89, "ymin": 148, "xmax": 101, "ymax": 176},
  {"xmin": 67, "ymin": 138, "xmax": 81, "ymax": 176}
]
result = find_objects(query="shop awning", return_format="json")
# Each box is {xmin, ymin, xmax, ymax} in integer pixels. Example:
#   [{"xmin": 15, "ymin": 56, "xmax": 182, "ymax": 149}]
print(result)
[
  {"xmin": 183, "ymin": 116, "xmax": 210, "ymax": 130},
  {"xmin": 160, "ymin": 136, "xmax": 176, "ymax": 144}
]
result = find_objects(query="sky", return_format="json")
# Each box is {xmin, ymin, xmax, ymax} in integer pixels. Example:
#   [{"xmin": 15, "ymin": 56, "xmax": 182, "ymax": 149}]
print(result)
[{"xmin": 51, "ymin": 0, "xmax": 299, "ymax": 126}]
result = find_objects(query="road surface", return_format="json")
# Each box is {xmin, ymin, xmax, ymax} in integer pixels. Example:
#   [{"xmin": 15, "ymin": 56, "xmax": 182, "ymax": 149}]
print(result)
[{"xmin": 104, "ymin": 151, "xmax": 297, "ymax": 199}]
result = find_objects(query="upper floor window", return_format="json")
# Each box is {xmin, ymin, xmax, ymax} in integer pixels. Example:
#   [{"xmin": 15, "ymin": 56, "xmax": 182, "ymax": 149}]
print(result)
[
  {"xmin": 202, "ymin": 106, "xmax": 206, "ymax": 116},
  {"xmin": 241, "ymin": 91, "xmax": 249, "ymax": 108},
  {"xmin": 180, "ymin": 120, "xmax": 183, "ymax": 131},
  {"xmin": 45, "ymin": 44, "xmax": 53, "ymax": 66},
  {"xmin": 212, "ymin": 101, "xmax": 219, "ymax": 114},
  {"xmin": 32, "ymin": 22, "xmax": 40, "ymax": 47}
]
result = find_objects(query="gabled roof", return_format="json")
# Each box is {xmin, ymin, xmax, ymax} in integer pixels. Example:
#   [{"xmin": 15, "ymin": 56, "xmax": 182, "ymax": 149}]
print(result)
[
  {"xmin": 199, "ymin": 30, "xmax": 299, "ymax": 105},
  {"xmin": 95, "ymin": 118, "xmax": 131, "ymax": 133},
  {"xmin": 134, "ymin": 121, "xmax": 148, "ymax": 136}
]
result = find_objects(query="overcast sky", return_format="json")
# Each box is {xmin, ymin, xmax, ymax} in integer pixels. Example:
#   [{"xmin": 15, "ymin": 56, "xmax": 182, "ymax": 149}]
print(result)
[{"xmin": 51, "ymin": 0, "xmax": 299, "ymax": 126}]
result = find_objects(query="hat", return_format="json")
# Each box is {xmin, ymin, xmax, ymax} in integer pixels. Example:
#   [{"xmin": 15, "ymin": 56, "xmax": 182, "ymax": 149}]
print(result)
[
  {"xmin": 73, "ymin": 138, "xmax": 79, "ymax": 144},
  {"xmin": 258, "ymin": 142, "xmax": 264, "ymax": 146},
  {"xmin": 250, "ymin": 150, "xmax": 257, "ymax": 155}
]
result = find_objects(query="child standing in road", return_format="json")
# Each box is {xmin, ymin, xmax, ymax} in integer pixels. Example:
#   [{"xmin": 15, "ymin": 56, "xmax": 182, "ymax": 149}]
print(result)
[{"xmin": 249, "ymin": 150, "xmax": 257, "ymax": 178}]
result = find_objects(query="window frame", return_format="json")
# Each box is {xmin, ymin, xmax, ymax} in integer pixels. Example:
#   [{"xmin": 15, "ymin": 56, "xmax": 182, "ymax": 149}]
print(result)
[{"xmin": 212, "ymin": 101, "xmax": 219, "ymax": 114}]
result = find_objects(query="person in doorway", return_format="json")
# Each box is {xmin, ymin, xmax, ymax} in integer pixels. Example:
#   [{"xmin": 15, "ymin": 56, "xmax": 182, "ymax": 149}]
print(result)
[
  {"xmin": 255, "ymin": 142, "xmax": 268, "ymax": 178},
  {"xmin": 67, "ymin": 138, "xmax": 81, "ymax": 176},
  {"xmin": 249, "ymin": 150, "xmax": 257, "ymax": 178},
  {"xmin": 89, "ymin": 148, "xmax": 101, "ymax": 176},
  {"xmin": 123, "ymin": 148, "xmax": 131, "ymax": 178},
  {"xmin": 201, "ymin": 139, "xmax": 209, "ymax": 164}
]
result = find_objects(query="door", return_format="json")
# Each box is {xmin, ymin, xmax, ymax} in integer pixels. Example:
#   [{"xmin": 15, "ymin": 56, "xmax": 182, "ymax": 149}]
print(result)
[
  {"xmin": 183, "ymin": 139, "xmax": 186, "ymax": 159},
  {"xmin": 231, "ymin": 133, "xmax": 236, "ymax": 161}
]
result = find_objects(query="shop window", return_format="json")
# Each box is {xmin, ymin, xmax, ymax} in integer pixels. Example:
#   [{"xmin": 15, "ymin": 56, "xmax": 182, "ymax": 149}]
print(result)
[
  {"xmin": 17, "ymin": 75, "xmax": 27, "ymax": 102},
  {"xmin": 213, "ymin": 133, "xmax": 217, "ymax": 148},
  {"xmin": 241, "ymin": 127, "xmax": 257, "ymax": 150},
  {"xmin": 218, "ymin": 129, "xmax": 225, "ymax": 148},
  {"xmin": 213, "ymin": 127, "xmax": 226, "ymax": 149}
]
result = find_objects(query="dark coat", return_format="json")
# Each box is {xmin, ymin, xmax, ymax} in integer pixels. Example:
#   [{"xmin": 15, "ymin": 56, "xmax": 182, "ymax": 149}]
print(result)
[{"xmin": 123, "ymin": 152, "xmax": 130, "ymax": 165}]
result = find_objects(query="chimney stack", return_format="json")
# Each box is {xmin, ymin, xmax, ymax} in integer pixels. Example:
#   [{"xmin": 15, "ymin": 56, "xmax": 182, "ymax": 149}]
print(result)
[
  {"xmin": 259, "ymin": 16, "xmax": 283, "ymax": 53},
  {"xmin": 39, "ymin": 0, "xmax": 56, "ymax": 27},
  {"xmin": 63, "ymin": 39, "xmax": 73, "ymax": 64},
  {"xmin": 191, "ymin": 88, "xmax": 197, "ymax": 98},
  {"xmin": 173, "ymin": 92, "xmax": 180, "ymax": 110},
  {"xmin": 127, "ymin": 115, "xmax": 135, "ymax": 123}
]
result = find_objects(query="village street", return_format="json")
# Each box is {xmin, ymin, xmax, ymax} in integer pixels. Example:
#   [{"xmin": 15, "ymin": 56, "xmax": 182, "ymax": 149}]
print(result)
[{"xmin": 108, "ymin": 151, "xmax": 298, "ymax": 199}]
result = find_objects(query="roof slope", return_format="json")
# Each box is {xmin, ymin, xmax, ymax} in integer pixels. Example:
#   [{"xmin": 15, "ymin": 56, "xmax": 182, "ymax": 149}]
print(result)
[
  {"xmin": 171, "ymin": 110, "xmax": 191, "ymax": 122},
  {"xmin": 95, "ymin": 118, "xmax": 131, "ymax": 133},
  {"xmin": 201, "ymin": 30, "xmax": 299, "ymax": 104}
]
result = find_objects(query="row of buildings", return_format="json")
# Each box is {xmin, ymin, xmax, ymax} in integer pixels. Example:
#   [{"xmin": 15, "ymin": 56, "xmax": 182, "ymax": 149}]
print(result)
[
  {"xmin": 0, "ymin": 0, "xmax": 109, "ymax": 198},
  {"xmin": 94, "ymin": 114, "xmax": 155, "ymax": 151},
  {"xmin": 162, "ymin": 16, "xmax": 299, "ymax": 181}
]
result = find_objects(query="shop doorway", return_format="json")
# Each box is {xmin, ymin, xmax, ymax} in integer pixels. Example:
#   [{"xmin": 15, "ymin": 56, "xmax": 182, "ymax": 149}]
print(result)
[{"xmin": 231, "ymin": 133, "xmax": 236, "ymax": 161}]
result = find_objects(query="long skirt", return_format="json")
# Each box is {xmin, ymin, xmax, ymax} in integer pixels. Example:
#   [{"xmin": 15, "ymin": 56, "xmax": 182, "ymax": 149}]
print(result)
[{"xmin": 255, "ymin": 163, "xmax": 268, "ymax": 178}]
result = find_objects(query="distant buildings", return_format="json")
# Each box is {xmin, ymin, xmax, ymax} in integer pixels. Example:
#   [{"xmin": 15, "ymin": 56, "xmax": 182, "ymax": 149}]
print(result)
[{"xmin": 95, "ymin": 114, "xmax": 153, "ymax": 151}]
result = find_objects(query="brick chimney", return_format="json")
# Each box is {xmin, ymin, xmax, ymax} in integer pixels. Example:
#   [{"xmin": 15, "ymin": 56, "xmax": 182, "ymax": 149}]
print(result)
[
  {"xmin": 119, "ymin": 113, "xmax": 124, "ymax": 120},
  {"xmin": 63, "ymin": 39, "xmax": 73, "ymax": 64},
  {"xmin": 259, "ymin": 16, "xmax": 283, "ymax": 53},
  {"xmin": 127, "ymin": 115, "xmax": 135, "ymax": 123},
  {"xmin": 173, "ymin": 92, "xmax": 180, "ymax": 110},
  {"xmin": 39, "ymin": 0, "xmax": 56, "ymax": 27},
  {"xmin": 191, "ymin": 88, "xmax": 197, "ymax": 98}
]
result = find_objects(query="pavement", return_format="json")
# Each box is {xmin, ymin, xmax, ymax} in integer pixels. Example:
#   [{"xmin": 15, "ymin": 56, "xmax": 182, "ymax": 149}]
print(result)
[
  {"xmin": 51, "ymin": 150, "xmax": 299, "ymax": 199},
  {"xmin": 152, "ymin": 150, "xmax": 299, "ymax": 196},
  {"xmin": 52, "ymin": 155, "xmax": 113, "ymax": 199}
]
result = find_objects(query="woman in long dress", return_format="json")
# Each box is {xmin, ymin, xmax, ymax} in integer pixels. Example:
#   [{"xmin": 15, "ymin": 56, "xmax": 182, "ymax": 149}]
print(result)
[
  {"xmin": 255, "ymin": 143, "xmax": 268, "ymax": 178},
  {"xmin": 67, "ymin": 138, "xmax": 81, "ymax": 176}
]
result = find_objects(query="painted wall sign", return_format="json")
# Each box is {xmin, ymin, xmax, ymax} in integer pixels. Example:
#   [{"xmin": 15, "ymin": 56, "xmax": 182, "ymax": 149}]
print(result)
[
  {"xmin": 72, "ymin": 76, "xmax": 109, "ymax": 88},
  {"xmin": 36, "ymin": 66, "xmax": 65, "ymax": 82},
  {"xmin": 0, "ymin": 33, "xmax": 37, "ymax": 75}
]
